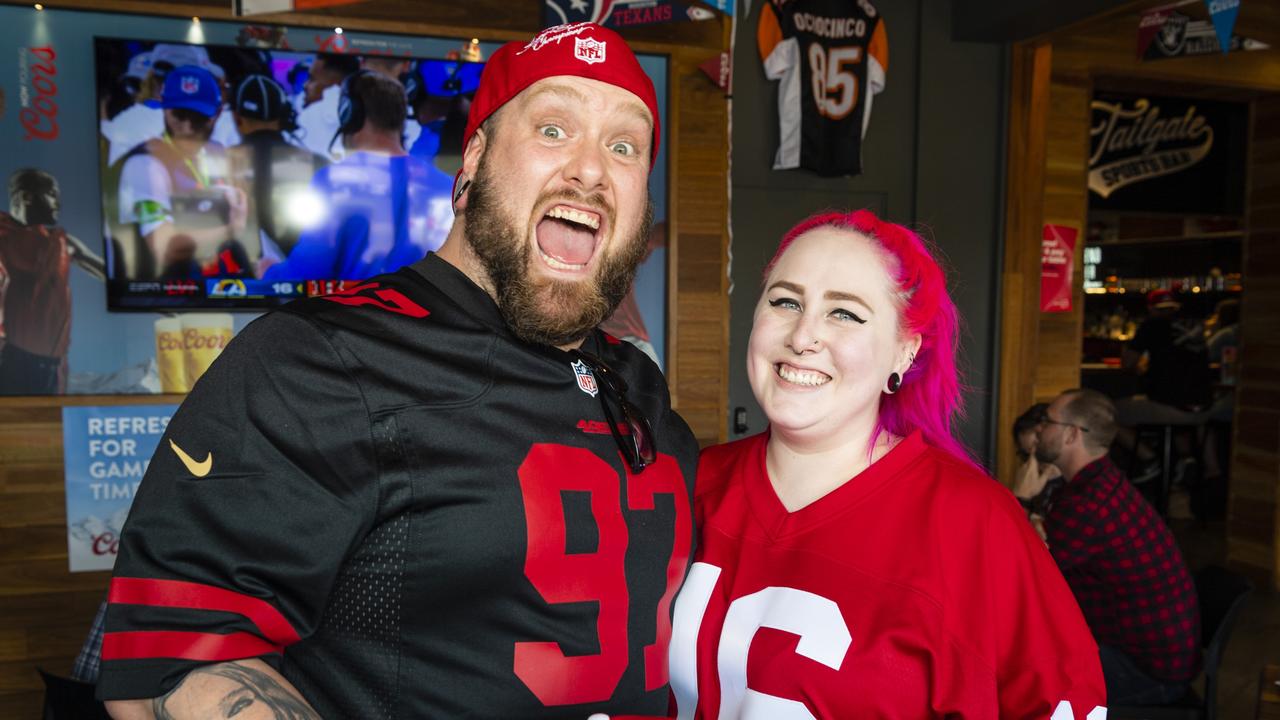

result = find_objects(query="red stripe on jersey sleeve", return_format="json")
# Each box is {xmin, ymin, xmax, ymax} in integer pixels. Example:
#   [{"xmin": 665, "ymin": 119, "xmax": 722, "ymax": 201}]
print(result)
[
  {"xmin": 102, "ymin": 630, "xmax": 281, "ymax": 662},
  {"xmin": 108, "ymin": 577, "xmax": 301, "ymax": 647}
]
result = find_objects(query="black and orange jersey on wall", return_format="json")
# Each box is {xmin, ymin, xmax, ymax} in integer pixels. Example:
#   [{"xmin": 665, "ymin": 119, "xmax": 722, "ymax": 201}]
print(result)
[
  {"xmin": 96, "ymin": 254, "xmax": 699, "ymax": 718},
  {"xmin": 758, "ymin": 0, "xmax": 888, "ymax": 176}
]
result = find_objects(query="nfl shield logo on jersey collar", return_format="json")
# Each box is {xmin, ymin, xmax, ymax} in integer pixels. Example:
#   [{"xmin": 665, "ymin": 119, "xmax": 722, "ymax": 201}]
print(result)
[
  {"xmin": 571, "ymin": 359, "xmax": 599, "ymax": 397},
  {"xmin": 574, "ymin": 35, "xmax": 607, "ymax": 64}
]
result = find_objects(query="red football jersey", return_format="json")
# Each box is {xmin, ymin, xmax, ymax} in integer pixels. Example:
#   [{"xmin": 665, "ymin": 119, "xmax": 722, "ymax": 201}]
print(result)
[{"xmin": 669, "ymin": 431, "xmax": 1107, "ymax": 719}]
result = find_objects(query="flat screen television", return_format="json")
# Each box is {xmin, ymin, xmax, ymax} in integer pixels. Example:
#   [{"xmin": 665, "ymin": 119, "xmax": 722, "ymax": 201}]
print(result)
[{"xmin": 95, "ymin": 37, "xmax": 482, "ymax": 309}]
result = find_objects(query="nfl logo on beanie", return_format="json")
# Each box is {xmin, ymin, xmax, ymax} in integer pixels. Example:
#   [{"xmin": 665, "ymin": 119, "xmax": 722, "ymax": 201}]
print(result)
[{"xmin": 574, "ymin": 36, "xmax": 607, "ymax": 64}]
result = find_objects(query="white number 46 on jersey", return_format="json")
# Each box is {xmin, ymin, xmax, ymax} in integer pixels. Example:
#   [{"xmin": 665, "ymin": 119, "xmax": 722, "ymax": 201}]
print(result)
[{"xmin": 669, "ymin": 562, "xmax": 1107, "ymax": 720}]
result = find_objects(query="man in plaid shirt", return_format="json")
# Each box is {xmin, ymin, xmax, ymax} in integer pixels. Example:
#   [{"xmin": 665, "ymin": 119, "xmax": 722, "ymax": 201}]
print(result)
[{"xmin": 1031, "ymin": 388, "xmax": 1200, "ymax": 704}]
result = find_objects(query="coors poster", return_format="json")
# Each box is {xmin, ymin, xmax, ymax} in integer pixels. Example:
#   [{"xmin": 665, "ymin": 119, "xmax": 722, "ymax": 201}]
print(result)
[
  {"xmin": 1088, "ymin": 92, "xmax": 1247, "ymax": 215},
  {"xmin": 62, "ymin": 404, "xmax": 175, "ymax": 572}
]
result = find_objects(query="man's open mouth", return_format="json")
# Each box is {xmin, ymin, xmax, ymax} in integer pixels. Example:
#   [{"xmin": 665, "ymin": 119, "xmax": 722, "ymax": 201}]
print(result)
[{"xmin": 536, "ymin": 204, "xmax": 603, "ymax": 271}]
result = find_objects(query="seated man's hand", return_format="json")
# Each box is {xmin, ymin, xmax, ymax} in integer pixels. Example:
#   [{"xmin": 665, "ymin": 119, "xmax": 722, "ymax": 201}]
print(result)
[{"xmin": 1013, "ymin": 452, "xmax": 1061, "ymax": 500}]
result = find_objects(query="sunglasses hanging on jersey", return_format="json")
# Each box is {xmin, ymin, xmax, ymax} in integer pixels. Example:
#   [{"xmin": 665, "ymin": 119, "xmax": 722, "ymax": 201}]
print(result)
[{"xmin": 572, "ymin": 350, "xmax": 657, "ymax": 474}]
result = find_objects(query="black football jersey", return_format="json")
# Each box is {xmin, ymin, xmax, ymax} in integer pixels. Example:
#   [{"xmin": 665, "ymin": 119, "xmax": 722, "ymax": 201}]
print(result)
[
  {"xmin": 96, "ymin": 254, "xmax": 699, "ymax": 718},
  {"xmin": 758, "ymin": 0, "xmax": 888, "ymax": 176}
]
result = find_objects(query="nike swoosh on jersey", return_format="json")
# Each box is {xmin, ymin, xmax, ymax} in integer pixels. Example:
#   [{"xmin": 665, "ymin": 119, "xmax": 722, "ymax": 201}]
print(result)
[{"xmin": 169, "ymin": 439, "xmax": 212, "ymax": 477}]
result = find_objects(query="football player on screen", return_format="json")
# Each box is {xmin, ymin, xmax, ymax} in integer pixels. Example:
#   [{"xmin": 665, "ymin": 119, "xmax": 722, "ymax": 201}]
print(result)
[{"xmin": 114, "ymin": 64, "xmax": 248, "ymax": 279}]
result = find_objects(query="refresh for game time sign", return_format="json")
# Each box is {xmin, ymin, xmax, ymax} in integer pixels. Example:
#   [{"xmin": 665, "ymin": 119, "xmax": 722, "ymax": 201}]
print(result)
[{"xmin": 62, "ymin": 405, "xmax": 175, "ymax": 572}]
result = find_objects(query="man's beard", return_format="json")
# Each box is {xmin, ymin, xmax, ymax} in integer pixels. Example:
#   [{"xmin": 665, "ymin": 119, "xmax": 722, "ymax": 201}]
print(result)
[
  {"xmin": 463, "ymin": 155, "xmax": 653, "ymax": 347},
  {"xmin": 1033, "ymin": 440, "xmax": 1058, "ymax": 465}
]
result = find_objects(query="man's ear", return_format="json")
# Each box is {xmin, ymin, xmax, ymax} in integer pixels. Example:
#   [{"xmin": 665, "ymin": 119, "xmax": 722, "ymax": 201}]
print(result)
[
  {"xmin": 461, "ymin": 126, "xmax": 487, "ymax": 180},
  {"xmin": 454, "ymin": 128, "xmax": 488, "ymax": 212}
]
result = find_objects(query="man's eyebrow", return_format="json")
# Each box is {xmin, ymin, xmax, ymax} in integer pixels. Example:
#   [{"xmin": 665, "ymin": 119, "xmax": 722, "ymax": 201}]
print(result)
[
  {"xmin": 524, "ymin": 82, "xmax": 590, "ymax": 107},
  {"xmin": 524, "ymin": 82, "xmax": 653, "ymax": 133},
  {"xmin": 619, "ymin": 100, "xmax": 654, "ymax": 134}
]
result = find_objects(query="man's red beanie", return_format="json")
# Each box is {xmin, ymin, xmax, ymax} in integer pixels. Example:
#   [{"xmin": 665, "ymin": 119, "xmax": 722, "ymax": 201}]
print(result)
[{"xmin": 462, "ymin": 23, "xmax": 660, "ymax": 166}]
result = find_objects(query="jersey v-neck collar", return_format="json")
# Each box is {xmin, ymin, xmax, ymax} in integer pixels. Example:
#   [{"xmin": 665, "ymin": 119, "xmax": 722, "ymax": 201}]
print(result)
[{"xmin": 745, "ymin": 429, "xmax": 928, "ymax": 540}]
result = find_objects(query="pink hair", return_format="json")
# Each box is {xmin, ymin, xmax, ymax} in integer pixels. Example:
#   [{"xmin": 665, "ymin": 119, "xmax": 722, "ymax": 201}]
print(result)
[{"xmin": 764, "ymin": 209, "xmax": 975, "ymax": 465}]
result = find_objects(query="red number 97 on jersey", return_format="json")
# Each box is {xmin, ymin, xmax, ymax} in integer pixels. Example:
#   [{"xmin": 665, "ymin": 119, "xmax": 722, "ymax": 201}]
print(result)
[{"xmin": 514, "ymin": 443, "xmax": 692, "ymax": 707}]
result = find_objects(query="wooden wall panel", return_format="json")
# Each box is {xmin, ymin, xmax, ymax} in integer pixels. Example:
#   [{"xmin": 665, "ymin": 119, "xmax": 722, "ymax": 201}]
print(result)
[
  {"xmin": 0, "ymin": 7, "xmax": 732, "ymax": 718},
  {"xmin": 669, "ymin": 57, "xmax": 730, "ymax": 447},
  {"xmin": 1035, "ymin": 69, "xmax": 1090, "ymax": 403},
  {"xmin": 995, "ymin": 42, "xmax": 1052, "ymax": 485},
  {"xmin": 1230, "ymin": 96, "xmax": 1280, "ymax": 589},
  {"xmin": 0, "ymin": 398, "xmax": 120, "ymax": 717}
]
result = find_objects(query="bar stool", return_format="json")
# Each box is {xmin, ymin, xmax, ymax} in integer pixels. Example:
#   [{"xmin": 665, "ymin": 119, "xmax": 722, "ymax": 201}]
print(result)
[{"xmin": 1114, "ymin": 398, "xmax": 1205, "ymax": 516}]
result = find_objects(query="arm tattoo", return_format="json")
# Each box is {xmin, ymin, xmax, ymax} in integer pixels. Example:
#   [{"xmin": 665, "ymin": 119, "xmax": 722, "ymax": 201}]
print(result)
[{"xmin": 153, "ymin": 662, "xmax": 322, "ymax": 719}]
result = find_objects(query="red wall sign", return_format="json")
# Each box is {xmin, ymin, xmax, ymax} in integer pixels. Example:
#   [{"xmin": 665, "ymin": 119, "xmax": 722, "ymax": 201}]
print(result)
[{"xmin": 1040, "ymin": 224, "xmax": 1077, "ymax": 313}]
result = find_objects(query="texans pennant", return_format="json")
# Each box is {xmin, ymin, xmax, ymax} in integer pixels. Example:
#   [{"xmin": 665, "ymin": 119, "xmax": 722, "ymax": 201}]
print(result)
[{"xmin": 543, "ymin": 0, "xmax": 718, "ymax": 29}]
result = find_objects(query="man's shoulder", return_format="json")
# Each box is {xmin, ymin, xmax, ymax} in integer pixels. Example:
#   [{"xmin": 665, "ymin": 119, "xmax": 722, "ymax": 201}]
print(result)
[
  {"xmin": 1056, "ymin": 455, "xmax": 1145, "ymax": 521},
  {"xmin": 273, "ymin": 266, "xmax": 496, "ymax": 363},
  {"xmin": 247, "ymin": 270, "xmax": 492, "ymax": 404},
  {"xmin": 118, "ymin": 140, "xmax": 159, "ymax": 166},
  {"xmin": 1073, "ymin": 455, "xmax": 1127, "ymax": 491},
  {"xmin": 278, "ymin": 268, "xmax": 441, "ymax": 326}
]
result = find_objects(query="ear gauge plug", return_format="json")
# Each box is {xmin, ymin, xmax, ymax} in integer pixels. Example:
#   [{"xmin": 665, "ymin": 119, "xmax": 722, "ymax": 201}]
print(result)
[{"xmin": 452, "ymin": 178, "xmax": 471, "ymax": 207}]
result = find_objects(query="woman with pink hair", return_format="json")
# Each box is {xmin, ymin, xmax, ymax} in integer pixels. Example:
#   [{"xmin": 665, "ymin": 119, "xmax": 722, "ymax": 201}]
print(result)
[{"xmin": 668, "ymin": 210, "xmax": 1105, "ymax": 719}]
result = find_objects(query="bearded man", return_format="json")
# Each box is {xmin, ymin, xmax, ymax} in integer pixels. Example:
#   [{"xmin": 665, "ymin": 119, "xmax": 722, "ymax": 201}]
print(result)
[
  {"xmin": 1019, "ymin": 388, "xmax": 1200, "ymax": 705},
  {"xmin": 98, "ymin": 23, "xmax": 697, "ymax": 720}
]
